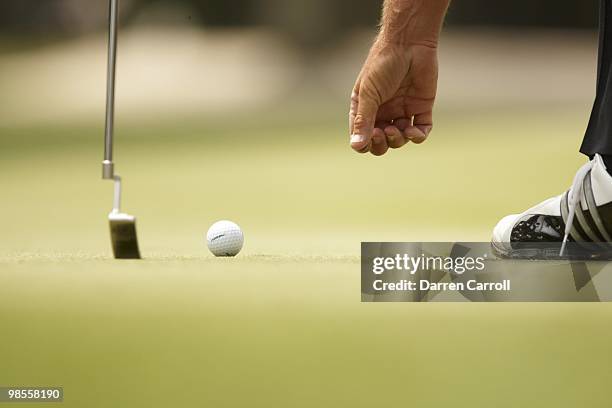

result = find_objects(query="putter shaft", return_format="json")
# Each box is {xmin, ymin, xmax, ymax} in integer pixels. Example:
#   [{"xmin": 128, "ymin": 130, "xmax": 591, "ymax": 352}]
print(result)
[{"xmin": 103, "ymin": 0, "xmax": 119, "ymax": 180}]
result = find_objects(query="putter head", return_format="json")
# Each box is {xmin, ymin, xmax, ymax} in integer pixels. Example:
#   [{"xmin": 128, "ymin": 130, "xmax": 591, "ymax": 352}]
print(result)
[{"xmin": 109, "ymin": 212, "xmax": 141, "ymax": 259}]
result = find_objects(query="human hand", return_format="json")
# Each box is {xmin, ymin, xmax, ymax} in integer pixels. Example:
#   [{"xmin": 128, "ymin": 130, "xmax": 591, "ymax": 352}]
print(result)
[{"xmin": 349, "ymin": 41, "xmax": 439, "ymax": 156}]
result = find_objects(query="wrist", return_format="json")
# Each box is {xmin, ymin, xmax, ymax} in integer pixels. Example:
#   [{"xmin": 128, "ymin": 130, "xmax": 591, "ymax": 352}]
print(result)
[
  {"xmin": 376, "ymin": 35, "xmax": 439, "ymax": 50},
  {"xmin": 378, "ymin": 0, "xmax": 448, "ymax": 48}
]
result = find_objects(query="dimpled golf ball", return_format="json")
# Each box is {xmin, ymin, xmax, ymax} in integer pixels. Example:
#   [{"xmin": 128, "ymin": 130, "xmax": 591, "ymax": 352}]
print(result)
[{"xmin": 206, "ymin": 220, "xmax": 244, "ymax": 257}]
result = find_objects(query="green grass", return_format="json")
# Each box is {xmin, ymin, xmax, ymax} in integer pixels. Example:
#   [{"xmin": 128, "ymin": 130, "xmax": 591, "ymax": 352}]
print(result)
[
  {"xmin": 2, "ymin": 259, "xmax": 612, "ymax": 407},
  {"xmin": 0, "ymin": 106, "xmax": 591, "ymax": 255},
  {"xmin": 2, "ymin": 106, "xmax": 612, "ymax": 407}
]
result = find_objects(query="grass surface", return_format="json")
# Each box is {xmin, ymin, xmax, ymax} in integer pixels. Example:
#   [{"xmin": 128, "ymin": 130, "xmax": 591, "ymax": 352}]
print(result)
[
  {"xmin": 0, "ymin": 106, "xmax": 591, "ymax": 256},
  {"xmin": 2, "ymin": 106, "xmax": 612, "ymax": 407}
]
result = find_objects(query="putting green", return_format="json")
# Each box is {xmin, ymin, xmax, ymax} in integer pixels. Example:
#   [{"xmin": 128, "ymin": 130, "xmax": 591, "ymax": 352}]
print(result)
[{"xmin": 1, "ymin": 107, "xmax": 612, "ymax": 407}]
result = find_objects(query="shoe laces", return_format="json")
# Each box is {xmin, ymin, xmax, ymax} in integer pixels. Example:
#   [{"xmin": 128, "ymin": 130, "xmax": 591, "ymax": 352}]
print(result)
[{"xmin": 560, "ymin": 157, "xmax": 596, "ymax": 256}]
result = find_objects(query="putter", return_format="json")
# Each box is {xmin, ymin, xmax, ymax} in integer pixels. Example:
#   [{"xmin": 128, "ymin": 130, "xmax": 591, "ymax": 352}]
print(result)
[{"xmin": 102, "ymin": 0, "xmax": 141, "ymax": 259}]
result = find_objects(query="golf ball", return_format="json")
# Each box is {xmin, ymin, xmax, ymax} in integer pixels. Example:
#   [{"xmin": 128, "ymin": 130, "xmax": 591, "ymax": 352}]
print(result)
[{"xmin": 206, "ymin": 220, "xmax": 244, "ymax": 257}]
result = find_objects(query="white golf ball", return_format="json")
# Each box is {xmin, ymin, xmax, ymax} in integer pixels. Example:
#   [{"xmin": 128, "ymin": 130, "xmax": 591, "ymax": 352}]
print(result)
[{"xmin": 206, "ymin": 220, "xmax": 244, "ymax": 257}]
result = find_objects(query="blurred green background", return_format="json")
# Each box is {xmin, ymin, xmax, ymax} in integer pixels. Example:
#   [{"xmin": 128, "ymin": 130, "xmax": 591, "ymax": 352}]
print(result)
[{"xmin": 1, "ymin": 1, "xmax": 612, "ymax": 407}]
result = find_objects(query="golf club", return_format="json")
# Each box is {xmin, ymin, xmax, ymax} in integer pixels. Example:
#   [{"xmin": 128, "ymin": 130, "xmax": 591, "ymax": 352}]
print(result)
[{"xmin": 102, "ymin": 0, "xmax": 141, "ymax": 259}]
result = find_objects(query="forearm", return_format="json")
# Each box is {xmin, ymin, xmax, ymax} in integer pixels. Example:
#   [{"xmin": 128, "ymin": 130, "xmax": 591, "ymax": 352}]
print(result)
[{"xmin": 378, "ymin": 0, "xmax": 451, "ymax": 47}]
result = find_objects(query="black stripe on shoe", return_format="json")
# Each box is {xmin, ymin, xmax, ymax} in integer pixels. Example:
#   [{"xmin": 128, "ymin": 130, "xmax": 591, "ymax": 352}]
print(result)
[
  {"xmin": 583, "ymin": 170, "xmax": 612, "ymax": 242},
  {"xmin": 561, "ymin": 191, "xmax": 587, "ymax": 242},
  {"xmin": 574, "ymin": 190, "xmax": 605, "ymax": 242}
]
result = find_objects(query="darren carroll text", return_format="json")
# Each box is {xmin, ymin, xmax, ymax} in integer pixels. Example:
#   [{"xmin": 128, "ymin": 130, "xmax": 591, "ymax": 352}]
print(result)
[{"xmin": 373, "ymin": 279, "xmax": 511, "ymax": 292}]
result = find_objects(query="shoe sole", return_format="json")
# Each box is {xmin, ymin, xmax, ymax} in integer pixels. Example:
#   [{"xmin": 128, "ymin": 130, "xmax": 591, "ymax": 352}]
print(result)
[{"xmin": 491, "ymin": 241, "xmax": 612, "ymax": 260}]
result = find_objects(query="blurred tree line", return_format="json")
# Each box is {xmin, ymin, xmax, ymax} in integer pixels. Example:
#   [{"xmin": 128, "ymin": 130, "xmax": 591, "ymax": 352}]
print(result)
[{"xmin": 0, "ymin": 0, "xmax": 599, "ymax": 48}]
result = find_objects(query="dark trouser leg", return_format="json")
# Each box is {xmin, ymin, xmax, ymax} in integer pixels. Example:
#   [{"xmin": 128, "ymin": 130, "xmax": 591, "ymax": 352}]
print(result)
[{"xmin": 581, "ymin": 0, "xmax": 612, "ymax": 156}]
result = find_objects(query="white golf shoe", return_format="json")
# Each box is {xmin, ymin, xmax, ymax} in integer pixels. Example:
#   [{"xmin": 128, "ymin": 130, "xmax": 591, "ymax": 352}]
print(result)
[{"xmin": 492, "ymin": 154, "xmax": 612, "ymax": 258}]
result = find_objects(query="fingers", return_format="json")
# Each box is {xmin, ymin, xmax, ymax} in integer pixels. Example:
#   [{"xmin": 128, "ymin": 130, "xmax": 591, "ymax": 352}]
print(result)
[
  {"xmin": 370, "ymin": 128, "xmax": 389, "ymax": 156},
  {"xmin": 348, "ymin": 87, "xmax": 433, "ymax": 154},
  {"xmin": 410, "ymin": 112, "xmax": 433, "ymax": 144},
  {"xmin": 349, "ymin": 89, "xmax": 379, "ymax": 153},
  {"xmin": 391, "ymin": 113, "xmax": 433, "ymax": 145},
  {"xmin": 384, "ymin": 125, "xmax": 408, "ymax": 149}
]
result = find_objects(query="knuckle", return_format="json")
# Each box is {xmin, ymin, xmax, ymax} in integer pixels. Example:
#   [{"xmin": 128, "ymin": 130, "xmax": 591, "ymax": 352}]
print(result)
[{"xmin": 353, "ymin": 114, "xmax": 371, "ymax": 131}]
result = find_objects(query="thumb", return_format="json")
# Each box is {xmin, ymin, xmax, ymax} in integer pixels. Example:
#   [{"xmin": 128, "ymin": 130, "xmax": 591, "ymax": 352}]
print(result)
[{"xmin": 350, "ymin": 91, "xmax": 379, "ymax": 153}]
